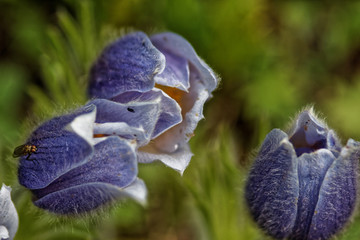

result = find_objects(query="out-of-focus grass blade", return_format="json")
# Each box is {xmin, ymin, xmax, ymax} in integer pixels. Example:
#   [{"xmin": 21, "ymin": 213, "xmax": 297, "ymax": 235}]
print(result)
[{"xmin": 186, "ymin": 125, "xmax": 262, "ymax": 240}]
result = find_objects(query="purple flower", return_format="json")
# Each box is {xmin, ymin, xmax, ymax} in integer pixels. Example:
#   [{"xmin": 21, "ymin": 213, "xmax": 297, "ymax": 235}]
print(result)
[
  {"xmin": 17, "ymin": 106, "xmax": 146, "ymax": 215},
  {"xmin": 0, "ymin": 184, "xmax": 18, "ymax": 240},
  {"xmin": 246, "ymin": 108, "xmax": 359, "ymax": 240},
  {"xmin": 88, "ymin": 31, "xmax": 218, "ymax": 173}
]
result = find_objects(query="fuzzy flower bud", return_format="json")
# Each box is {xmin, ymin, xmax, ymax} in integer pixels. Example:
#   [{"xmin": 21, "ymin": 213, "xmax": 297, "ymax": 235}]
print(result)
[{"xmin": 246, "ymin": 108, "xmax": 359, "ymax": 240}]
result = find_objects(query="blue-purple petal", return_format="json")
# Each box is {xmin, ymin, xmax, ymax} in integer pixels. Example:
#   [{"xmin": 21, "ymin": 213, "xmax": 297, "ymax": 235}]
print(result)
[
  {"xmin": 34, "ymin": 182, "xmax": 135, "ymax": 215},
  {"xmin": 257, "ymin": 129, "xmax": 289, "ymax": 157},
  {"xmin": 18, "ymin": 106, "xmax": 96, "ymax": 189},
  {"xmin": 31, "ymin": 105, "xmax": 96, "ymax": 133},
  {"xmin": 153, "ymin": 48, "xmax": 190, "ymax": 91},
  {"xmin": 33, "ymin": 136, "xmax": 137, "ymax": 199},
  {"xmin": 88, "ymin": 32, "xmax": 165, "ymax": 99},
  {"xmin": 33, "ymin": 136, "xmax": 138, "ymax": 214},
  {"xmin": 246, "ymin": 130, "xmax": 299, "ymax": 239},
  {"xmin": 112, "ymin": 89, "xmax": 182, "ymax": 139},
  {"xmin": 94, "ymin": 122, "xmax": 147, "ymax": 146},
  {"xmin": 151, "ymin": 32, "xmax": 218, "ymax": 93},
  {"xmin": 289, "ymin": 150, "xmax": 335, "ymax": 239},
  {"xmin": 88, "ymin": 98, "xmax": 161, "ymax": 143},
  {"xmin": 326, "ymin": 130, "xmax": 342, "ymax": 157},
  {"xmin": 289, "ymin": 109, "xmax": 328, "ymax": 156},
  {"xmin": 307, "ymin": 139, "xmax": 359, "ymax": 240}
]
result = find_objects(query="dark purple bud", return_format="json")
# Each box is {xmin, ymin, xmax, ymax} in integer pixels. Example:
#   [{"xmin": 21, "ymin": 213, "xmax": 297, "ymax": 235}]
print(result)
[{"xmin": 246, "ymin": 108, "xmax": 359, "ymax": 240}]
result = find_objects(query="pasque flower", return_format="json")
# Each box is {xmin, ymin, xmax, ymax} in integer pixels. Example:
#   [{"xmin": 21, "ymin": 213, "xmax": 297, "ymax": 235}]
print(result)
[
  {"xmin": 246, "ymin": 108, "xmax": 360, "ymax": 240},
  {"xmin": 17, "ymin": 105, "xmax": 146, "ymax": 215},
  {"xmin": 0, "ymin": 184, "xmax": 18, "ymax": 240},
  {"xmin": 17, "ymin": 31, "xmax": 217, "ymax": 214},
  {"xmin": 88, "ymin": 31, "xmax": 218, "ymax": 173}
]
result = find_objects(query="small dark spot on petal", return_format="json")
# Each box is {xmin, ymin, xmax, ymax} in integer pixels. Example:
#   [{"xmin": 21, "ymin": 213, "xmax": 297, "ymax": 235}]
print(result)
[{"xmin": 127, "ymin": 107, "xmax": 135, "ymax": 113}]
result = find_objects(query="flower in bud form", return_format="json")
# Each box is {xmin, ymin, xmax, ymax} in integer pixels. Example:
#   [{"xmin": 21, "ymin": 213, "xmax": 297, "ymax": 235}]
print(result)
[{"xmin": 246, "ymin": 108, "xmax": 359, "ymax": 240}]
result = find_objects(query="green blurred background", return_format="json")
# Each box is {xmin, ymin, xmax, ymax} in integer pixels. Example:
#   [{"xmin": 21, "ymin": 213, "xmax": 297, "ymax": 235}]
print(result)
[{"xmin": 1, "ymin": 0, "xmax": 360, "ymax": 239}]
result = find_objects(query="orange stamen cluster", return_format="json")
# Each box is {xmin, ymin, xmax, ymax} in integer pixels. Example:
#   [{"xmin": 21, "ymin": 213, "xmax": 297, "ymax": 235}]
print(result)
[{"xmin": 155, "ymin": 84, "xmax": 186, "ymax": 104}]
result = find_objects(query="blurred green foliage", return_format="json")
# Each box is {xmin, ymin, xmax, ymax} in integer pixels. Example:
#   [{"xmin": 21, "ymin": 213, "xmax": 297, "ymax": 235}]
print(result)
[{"xmin": 1, "ymin": 0, "xmax": 360, "ymax": 239}]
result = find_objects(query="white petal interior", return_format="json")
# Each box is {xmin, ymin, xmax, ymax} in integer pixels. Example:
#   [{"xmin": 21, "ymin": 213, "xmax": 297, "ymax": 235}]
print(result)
[{"xmin": 66, "ymin": 108, "xmax": 97, "ymax": 146}]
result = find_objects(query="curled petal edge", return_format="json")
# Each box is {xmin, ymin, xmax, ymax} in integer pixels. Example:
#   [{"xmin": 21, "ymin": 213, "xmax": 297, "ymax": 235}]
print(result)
[
  {"xmin": 138, "ymin": 143, "xmax": 193, "ymax": 175},
  {"xmin": 151, "ymin": 32, "xmax": 218, "ymax": 93},
  {"xmin": 0, "ymin": 225, "xmax": 9, "ymax": 240}
]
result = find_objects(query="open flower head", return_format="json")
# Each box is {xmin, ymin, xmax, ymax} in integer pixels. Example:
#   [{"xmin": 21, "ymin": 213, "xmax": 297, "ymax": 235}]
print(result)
[
  {"xmin": 88, "ymin": 31, "xmax": 218, "ymax": 173},
  {"xmin": 246, "ymin": 108, "xmax": 360, "ymax": 240},
  {"xmin": 0, "ymin": 184, "xmax": 18, "ymax": 240},
  {"xmin": 17, "ymin": 106, "xmax": 146, "ymax": 215}
]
